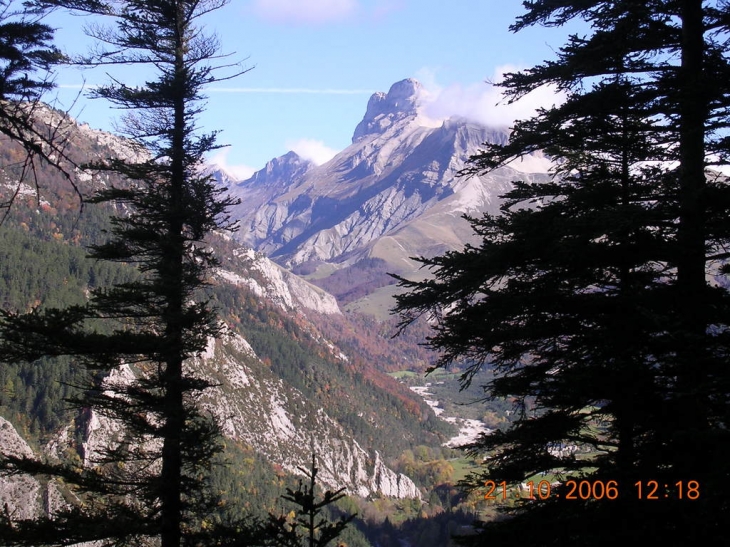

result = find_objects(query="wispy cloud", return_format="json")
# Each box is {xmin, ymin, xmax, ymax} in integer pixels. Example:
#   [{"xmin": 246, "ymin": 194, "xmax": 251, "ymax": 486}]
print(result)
[
  {"xmin": 60, "ymin": 84, "xmax": 373, "ymax": 95},
  {"xmin": 415, "ymin": 66, "xmax": 565, "ymax": 129},
  {"xmin": 251, "ymin": 0, "xmax": 358, "ymax": 25},
  {"xmin": 208, "ymin": 149, "xmax": 257, "ymax": 181},
  {"xmin": 206, "ymin": 87, "xmax": 373, "ymax": 94},
  {"xmin": 287, "ymin": 138, "xmax": 339, "ymax": 165}
]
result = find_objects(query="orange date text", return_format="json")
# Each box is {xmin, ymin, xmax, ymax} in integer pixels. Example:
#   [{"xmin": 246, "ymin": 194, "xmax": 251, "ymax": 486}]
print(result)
[{"xmin": 483, "ymin": 479, "xmax": 700, "ymax": 501}]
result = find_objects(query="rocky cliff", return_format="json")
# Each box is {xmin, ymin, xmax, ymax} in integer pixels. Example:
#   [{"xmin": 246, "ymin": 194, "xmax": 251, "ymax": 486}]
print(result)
[{"xmin": 226, "ymin": 78, "xmax": 551, "ymax": 275}]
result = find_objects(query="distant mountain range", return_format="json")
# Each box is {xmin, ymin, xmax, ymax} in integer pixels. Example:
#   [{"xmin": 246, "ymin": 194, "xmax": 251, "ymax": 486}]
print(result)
[
  {"xmin": 225, "ymin": 80, "xmax": 549, "ymax": 268},
  {"xmin": 222, "ymin": 78, "xmax": 551, "ymax": 315}
]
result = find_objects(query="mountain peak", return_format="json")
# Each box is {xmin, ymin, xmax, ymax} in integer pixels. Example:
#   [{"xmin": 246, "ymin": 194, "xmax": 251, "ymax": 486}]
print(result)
[
  {"xmin": 352, "ymin": 78, "xmax": 422, "ymax": 143},
  {"xmin": 235, "ymin": 150, "xmax": 314, "ymax": 190}
]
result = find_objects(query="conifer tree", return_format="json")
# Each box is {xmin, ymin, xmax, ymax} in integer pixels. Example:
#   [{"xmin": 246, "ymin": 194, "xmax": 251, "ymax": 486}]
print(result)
[
  {"xmin": 0, "ymin": 1, "xmax": 249, "ymax": 545},
  {"xmin": 264, "ymin": 455, "xmax": 354, "ymax": 547},
  {"xmin": 0, "ymin": 0, "xmax": 109, "ymax": 211},
  {"xmin": 394, "ymin": 1, "xmax": 730, "ymax": 543}
]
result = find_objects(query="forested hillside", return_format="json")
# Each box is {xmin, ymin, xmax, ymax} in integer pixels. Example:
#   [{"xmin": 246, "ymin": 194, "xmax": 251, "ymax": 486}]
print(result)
[{"xmin": 0, "ymin": 111, "xmax": 493, "ymax": 546}]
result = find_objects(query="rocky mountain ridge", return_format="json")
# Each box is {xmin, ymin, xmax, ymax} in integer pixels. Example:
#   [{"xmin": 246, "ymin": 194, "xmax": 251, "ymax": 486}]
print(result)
[
  {"xmin": 215, "ymin": 246, "xmax": 341, "ymax": 315},
  {"xmin": 226, "ymin": 78, "xmax": 551, "ymax": 277}
]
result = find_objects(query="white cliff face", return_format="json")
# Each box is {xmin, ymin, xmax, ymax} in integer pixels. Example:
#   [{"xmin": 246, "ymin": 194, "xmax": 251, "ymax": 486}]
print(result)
[
  {"xmin": 81, "ymin": 365, "xmax": 140, "ymax": 467},
  {"xmin": 30, "ymin": 103, "xmax": 149, "ymax": 167},
  {"xmin": 0, "ymin": 418, "xmax": 56, "ymax": 521},
  {"xmin": 194, "ymin": 333, "xmax": 420, "ymax": 499},
  {"xmin": 0, "ymin": 417, "xmax": 34, "ymax": 460},
  {"xmin": 0, "ymin": 472, "xmax": 43, "ymax": 522},
  {"xmin": 36, "ymin": 329, "xmax": 420, "ymax": 501},
  {"xmin": 216, "ymin": 247, "xmax": 341, "ymax": 315},
  {"xmin": 0, "ymin": 330, "xmax": 416, "ymax": 521}
]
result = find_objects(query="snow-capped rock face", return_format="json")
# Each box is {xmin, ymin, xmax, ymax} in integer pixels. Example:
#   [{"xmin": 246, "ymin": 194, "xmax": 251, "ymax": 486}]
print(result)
[{"xmin": 227, "ymin": 78, "xmax": 550, "ymax": 272}]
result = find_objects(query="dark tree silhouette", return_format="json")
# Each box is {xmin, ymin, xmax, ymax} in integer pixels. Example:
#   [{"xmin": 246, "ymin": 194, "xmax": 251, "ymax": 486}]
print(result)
[
  {"xmin": 393, "ymin": 1, "xmax": 730, "ymax": 544},
  {"xmin": 0, "ymin": 1, "xmax": 251, "ymax": 545},
  {"xmin": 265, "ymin": 454, "xmax": 355, "ymax": 547}
]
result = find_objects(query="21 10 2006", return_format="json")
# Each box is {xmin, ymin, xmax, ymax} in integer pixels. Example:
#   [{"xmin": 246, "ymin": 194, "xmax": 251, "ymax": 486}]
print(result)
[{"xmin": 484, "ymin": 480, "xmax": 700, "ymax": 501}]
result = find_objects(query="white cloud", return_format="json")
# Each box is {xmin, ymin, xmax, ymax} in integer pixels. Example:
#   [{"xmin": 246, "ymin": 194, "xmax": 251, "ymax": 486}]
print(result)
[
  {"xmin": 415, "ymin": 66, "xmax": 565, "ymax": 129},
  {"xmin": 287, "ymin": 138, "xmax": 339, "ymax": 165},
  {"xmin": 208, "ymin": 149, "xmax": 257, "ymax": 181},
  {"xmin": 252, "ymin": 0, "xmax": 358, "ymax": 24}
]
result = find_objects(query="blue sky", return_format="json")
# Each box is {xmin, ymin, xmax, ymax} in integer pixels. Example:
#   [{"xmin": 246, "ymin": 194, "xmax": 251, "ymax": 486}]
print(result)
[{"xmin": 45, "ymin": 0, "xmax": 581, "ymax": 180}]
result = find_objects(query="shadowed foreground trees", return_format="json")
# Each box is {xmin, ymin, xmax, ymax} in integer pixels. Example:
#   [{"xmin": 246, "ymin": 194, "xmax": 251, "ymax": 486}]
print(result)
[
  {"xmin": 0, "ymin": 0, "xmax": 252, "ymax": 545},
  {"xmin": 265, "ymin": 455, "xmax": 354, "ymax": 547},
  {"xmin": 394, "ymin": 1, "xmax": 730, "ymax": 544}
]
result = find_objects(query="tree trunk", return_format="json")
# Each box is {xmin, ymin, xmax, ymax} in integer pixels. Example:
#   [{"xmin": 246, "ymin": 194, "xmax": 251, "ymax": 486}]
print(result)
[{"xmin": 675, "ymin": 0, "xmax": 709, "ymax": 472}]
